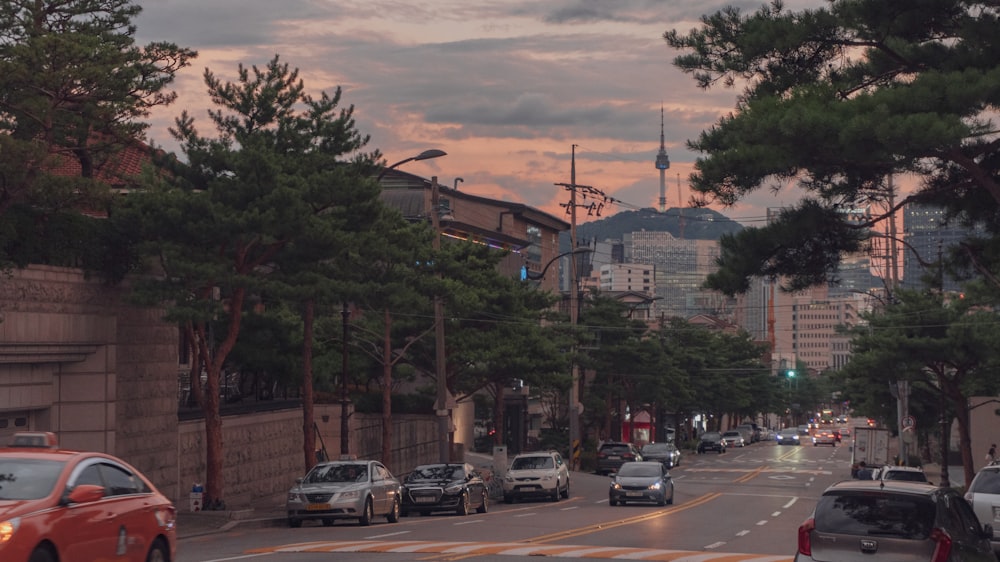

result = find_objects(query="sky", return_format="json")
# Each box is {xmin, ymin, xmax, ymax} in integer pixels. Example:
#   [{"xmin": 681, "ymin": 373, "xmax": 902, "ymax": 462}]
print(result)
[{"xmin": 134, "ymin": 0, "xmax": 826, "ymax": 227}]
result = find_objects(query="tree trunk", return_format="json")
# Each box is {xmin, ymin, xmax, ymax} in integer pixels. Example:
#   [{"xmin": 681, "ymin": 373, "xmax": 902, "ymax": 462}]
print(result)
[
  {"xmin": 381, "ymin": 307, "xmax": 393, "ymax": 470},
  {"xmin": 302, "ymin": 299, "xmax": 316, "ymax": 472},
  {"xmin": 493, "ymin": 382, "xmax": 505, "ymax": 447}
]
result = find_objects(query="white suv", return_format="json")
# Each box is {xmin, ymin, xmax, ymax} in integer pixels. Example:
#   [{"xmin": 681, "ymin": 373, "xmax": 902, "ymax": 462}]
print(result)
[
  {"xmin": 502, "ymin": 450, "xmax": 570, "ymax": 503},
  {"xmin": 965, "ymin": 462, "xmax": 1000, "ymax": 554}
]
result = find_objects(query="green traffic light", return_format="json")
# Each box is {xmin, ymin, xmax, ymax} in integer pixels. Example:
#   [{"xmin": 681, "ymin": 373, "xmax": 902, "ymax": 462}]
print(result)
[{"xmin": 786, "ymin": 369, "xmax": 796, "ymax": 378}]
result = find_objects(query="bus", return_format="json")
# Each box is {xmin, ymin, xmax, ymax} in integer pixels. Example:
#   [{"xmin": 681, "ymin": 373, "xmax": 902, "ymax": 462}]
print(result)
[{"xmin": 820, "ymin": 409, "xmax": 834, "ymax": 424}]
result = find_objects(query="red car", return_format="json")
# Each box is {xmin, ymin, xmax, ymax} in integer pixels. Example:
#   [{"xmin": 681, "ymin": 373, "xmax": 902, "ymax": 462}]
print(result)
[{"xmin": 0, "ymin": 432, "xmax": 177, "ymax": 562}]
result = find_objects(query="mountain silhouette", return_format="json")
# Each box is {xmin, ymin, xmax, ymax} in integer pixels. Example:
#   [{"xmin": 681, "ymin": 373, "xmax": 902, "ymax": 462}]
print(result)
[{"xmin": 563, "ymin": 207, "xmax": 744, "ymax": 250}]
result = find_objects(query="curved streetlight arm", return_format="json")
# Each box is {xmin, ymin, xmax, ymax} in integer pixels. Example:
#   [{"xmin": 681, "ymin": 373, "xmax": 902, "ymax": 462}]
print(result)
[
  {"xmin": 377, "ymin": 149, "xmax": 447, "ymax": 180},
  {"xmin": 525, "ymin": 248, "xmax": 593, "ymax": 281}
]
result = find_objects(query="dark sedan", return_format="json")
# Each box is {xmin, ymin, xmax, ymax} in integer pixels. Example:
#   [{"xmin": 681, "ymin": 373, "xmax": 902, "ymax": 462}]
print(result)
[
  {"xmin": 697, "ymin": 432, "xmax": 727, "ymax": 454},
  {"xmin": 401, "ymin": 462, "xmax": 488, "ymax": 516},
  {"xmin": 640, "ymin": 442, "xmax": 681, "ymax": 468},
  {"xmin": 608, "ymin": 461, "xmax": 674, "ymax": 506}
]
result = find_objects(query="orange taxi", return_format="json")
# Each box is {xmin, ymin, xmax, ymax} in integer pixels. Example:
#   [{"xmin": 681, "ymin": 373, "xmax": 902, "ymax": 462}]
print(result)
[{"xmin": 0, "ymin": 432, "xmax": 176, "ymax": 562}]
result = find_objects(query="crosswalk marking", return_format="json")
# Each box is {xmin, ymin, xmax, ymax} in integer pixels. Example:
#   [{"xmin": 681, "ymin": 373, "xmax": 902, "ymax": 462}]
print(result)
[{"xmin": 246, "ymin": 539, "xmax": 794, "ymax": 561}]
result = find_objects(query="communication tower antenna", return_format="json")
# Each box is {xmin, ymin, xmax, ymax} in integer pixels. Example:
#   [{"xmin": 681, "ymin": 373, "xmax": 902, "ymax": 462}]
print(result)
[
  {"xmin": 677, "ymin": 174, "xmax": 685, "ymax": 239},
  {"xmin": 655, "ymin": 106, "xmax": 670, "ymax": 213}
]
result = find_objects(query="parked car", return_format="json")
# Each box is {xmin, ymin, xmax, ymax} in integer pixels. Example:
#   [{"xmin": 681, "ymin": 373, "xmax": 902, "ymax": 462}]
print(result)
[
  {"xmin": 874, "ymin": 465, "xmax": 930, "ymax": 483},
  {"xmin": 401, "ymin": 462, "xmax": 488, "ymax": 516},
  {"xmin": 812, "ymin": 430, "xmax": 837, "ymax": 447},
  {"xmin": 640, "ymin": 442, "xmax": 681, "ymax": 468},
  {"xmin": 796, "ymin": 480, "xmax": 994, "ymax": 561},
  {"xmin": 697, "ymin": 432, "xmax": 727, "ymax": 454},
  {"xmin": 965, "ymin": 461, "xmax": 1000, "ymax": 554},
  {"xmin": 0, "ymin": 431, "xmax": 177, "ymax": 562},
  {"xmin": 776, "ymin": 428, "xmax": 802, "ymax": 445},
  {"xmin": 286, "ymin": 459, "xmax": 402, "ymax": 527},
  {"xmin": 608, "ymin": 461, "xmax": 674, "ymax": 506},
  {"xmin": 595, "ymin": 442, "xmax": 643, "ymax": 475},
  {"xmin": 503, "ymin": 450, "xmax": 570, "ymax": 503},
  {"xmin": 721, "ymin": 430, "xmax": 746, "ymax": 448}
]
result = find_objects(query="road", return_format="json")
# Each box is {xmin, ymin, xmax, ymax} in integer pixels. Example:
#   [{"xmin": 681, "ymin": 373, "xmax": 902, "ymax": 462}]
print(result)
[{"xmin": 178, "ymin": 433, "xmax": 852, "ymax": 561}]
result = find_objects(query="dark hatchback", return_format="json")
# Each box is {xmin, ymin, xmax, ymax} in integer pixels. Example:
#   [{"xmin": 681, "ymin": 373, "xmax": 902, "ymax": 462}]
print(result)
[
  {"xmin": 401, "ymin": 462, "xmax": 488, "ymax": 516},
  {"xmin": 640, "ymin": 442, "xmax": 681, "ymax": 468},
  {"xmin": 595, "ymin": 442, "xmax": 643, "ymax": 475},
  {"xmin": 697, "ymin": 432, "xmax": 727, "ymax": 454}
]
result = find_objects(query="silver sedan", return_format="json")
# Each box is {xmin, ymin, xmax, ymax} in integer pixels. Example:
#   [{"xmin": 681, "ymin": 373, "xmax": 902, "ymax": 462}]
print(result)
[{"xmin": 286, "ymin": 459, "xmax": 401, "ymax": 527}]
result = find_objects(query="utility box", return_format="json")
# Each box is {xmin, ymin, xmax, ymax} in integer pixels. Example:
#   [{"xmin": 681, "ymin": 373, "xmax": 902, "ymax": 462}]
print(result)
[
  {"xmin": 189, "ymin": 492, "xmax": 203, "ymax": 512},
  {"xmin": 493, "ymin": 445, "xmax": 508, "ymax": 479}
]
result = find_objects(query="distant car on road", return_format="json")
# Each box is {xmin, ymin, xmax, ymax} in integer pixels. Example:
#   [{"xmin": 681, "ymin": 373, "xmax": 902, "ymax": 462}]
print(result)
[
  {"xmin": 640, "ymin": 442, "xmax": 681, "ymax": 468},
  {"xmin": 777, "ymin": 428, "xmax": 802, "ymax": 445},
  {"xmin": 721, "ymin": 430, "xmax": 746, "ymax": 448},
  {"xmin": 608, "ymin": 461, "xmax": 674, "ymax": 507},
  {"xmin": 401, "ymin": 462, "xmax": 488, "ymax": 516},
  {"xmin": 812, "ymin": 430, "xmax": 837, "ymax": 447},
  {"xmin": 595, "ymin": 442, "xmax": 643, "ymax": 475},
  {"xmin": 872, "ymin": 465, "xmax": 930, "ymax": 483},
  {"xmin": 503, "ymin": 450, "xmax": 570, "ymax": 503},
  {"xmin": 286, "ymin": 459, "xmax": 402, "ymax": 527},
  {"xmin": 697, "ymin": 432, "xmax": 727, "ymax": 454}
]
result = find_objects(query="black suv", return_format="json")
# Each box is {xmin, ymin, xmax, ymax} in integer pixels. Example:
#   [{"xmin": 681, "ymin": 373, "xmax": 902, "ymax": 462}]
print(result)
[
  {"xmin": 796, "ymin": 480, "xmax": 994, "ymax": 561},
  {"xmin": 595, "ymin": 442, "xmax": 642, "ymax": 475},
  {"xmin": 697, "ymin": 431, "xmax": 727, "ymax": 454}
]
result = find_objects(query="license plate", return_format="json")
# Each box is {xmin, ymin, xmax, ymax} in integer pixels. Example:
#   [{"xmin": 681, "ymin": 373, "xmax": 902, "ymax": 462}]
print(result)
[
  {"xmin": 414, "ymin": 497, "xmax": 437, "ymax": 504},
  {"xmin": 608, "ymin": 455, "xmax": 620, "ymax": 460},
  {"xmin": 626, "ymin": 492, "xmax": 643, "ymax": 497},
  {"xmin": 306, "ymin": 503, "xmax": 328, "ymax": 511}
]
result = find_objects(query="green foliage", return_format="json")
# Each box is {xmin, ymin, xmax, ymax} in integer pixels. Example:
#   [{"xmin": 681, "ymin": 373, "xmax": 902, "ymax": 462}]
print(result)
[
  {"xmin": 667, "ymin": 0, "xmax": 1000, "ymax": 294},
  {"xmin": 0, "ymin": 0, "xmax": 194, "ymax": 270},
  {"xmin": 352, "ymin": 391, "xmax": 434, "ymax": 414}
]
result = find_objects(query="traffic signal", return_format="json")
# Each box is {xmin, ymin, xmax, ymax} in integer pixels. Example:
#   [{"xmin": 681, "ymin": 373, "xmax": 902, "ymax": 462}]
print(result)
[{"xmin": 786, "ymin": 369, "xmax": 796, "ymax": 378}]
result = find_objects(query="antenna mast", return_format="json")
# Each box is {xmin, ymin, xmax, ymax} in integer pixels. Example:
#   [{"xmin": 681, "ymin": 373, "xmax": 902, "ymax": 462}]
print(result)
[{"xmin": 655, "ymin": 105, "xmax": 670, "ymax": 212}]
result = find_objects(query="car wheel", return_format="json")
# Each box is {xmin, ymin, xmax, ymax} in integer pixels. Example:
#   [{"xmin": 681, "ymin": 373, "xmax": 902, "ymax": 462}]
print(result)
[
  {"xmin": 667, "ymin": 486, "xmax": 675, "ymax": 505},
  {"xmin": 561, "ymin": 479, "xmax": 570, "ymax": 499},
  {"xmin": 145, "ymin": 538, "xmax": 169, "ymax": 562},
  {"xmin": 359, "ymin": 497, "xmax": 374, "ymax": 526},
  {"xmin": 28, "ymin": 546, "xmax": 56, "ymax": 562},
  {"xmin": 504, "ymin": 494, "xmax": 514, "ymax": 504},
  {"xmin": 322, "ymin": 518, "xmax": 334, "ymax": 527},
  {"xmin": 387, "ymin": 497, "xmax": 401, "ymax": 523},
  {"xmin": 288, "ymin": 517, "xmax": 302, "ymax": 528},
  {"xmin": 476, "ymin": 490, "xmax": 488, "ymax": 513},
  {"xmin": 609, "ymin": 496, "xmax": 618, "ymax": 506},
  {"xmin": 657, "ymin": 492, "xmax": 667, "ymax": 507},
  {"xmin": 457, "ymin": 492, "xmax": 470, "ymax": 516},
  {"xmin": 551, "ymin": 484, "xmax": 560, "ymax": 502}
]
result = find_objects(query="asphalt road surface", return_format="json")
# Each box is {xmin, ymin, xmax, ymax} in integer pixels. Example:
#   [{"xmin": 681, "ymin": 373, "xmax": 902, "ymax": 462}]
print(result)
[{"xmin": 178, "ymin": 433, "xmax": 854, "ymax": 562}]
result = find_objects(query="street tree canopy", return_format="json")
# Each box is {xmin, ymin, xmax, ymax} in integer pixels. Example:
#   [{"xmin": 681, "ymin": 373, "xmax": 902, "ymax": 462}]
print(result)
[{"xmin": 666, "ymin": 0, "xmax": 1000, "ymax": 294}]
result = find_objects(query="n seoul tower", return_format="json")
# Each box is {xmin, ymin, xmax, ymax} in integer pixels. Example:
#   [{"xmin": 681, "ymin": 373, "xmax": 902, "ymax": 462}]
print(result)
[{"xmin": 655, "ymin": 106, "xmax": 671, "ymax": 212}]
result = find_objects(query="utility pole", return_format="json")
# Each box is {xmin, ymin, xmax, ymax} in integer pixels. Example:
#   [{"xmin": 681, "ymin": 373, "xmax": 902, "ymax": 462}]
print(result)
[
  {"xmin": 431, "ymin": 176, "xmax": 451, "ymax": 463},
  {"xmin": 340, "ymin": 302, "xmax": 350, "ymax": 455},
  {"xmin": 568, "ymin": 145, "xmax": 581, "ymax": 471}
]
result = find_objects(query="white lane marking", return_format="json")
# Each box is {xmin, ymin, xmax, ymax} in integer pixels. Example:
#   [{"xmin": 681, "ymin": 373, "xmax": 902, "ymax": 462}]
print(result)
[
  {"xmin": 771, "ymin": 511, "xmax": 782, "ymax": 517},
  {"xmin": 365, "ymin": 530, "xmax": 411, "ymax": 538},
  {"xmin": 756, "ymin": 520, "xmax": 768, "ymax": 526},
  {"xmin": 736, "ymin": 530, "xmax": 750, "ymax": 537},
  {"xmin": 514, "ymin": 512, "xmax": 536, "ymax": 517},
  {"xmin": 783, "ymin": 497, "xmax": 799, "ymax": 509},
  {"xmin": 560, "ymin": 506, "xmax": 578, "ymax": 510},
  {"xmin": 453, "ymin": 519, "xmax": 485, "ymax": 526},
  {"xmin": 704, "ymin": 541, "xmax": 727, "ymax": 549}
]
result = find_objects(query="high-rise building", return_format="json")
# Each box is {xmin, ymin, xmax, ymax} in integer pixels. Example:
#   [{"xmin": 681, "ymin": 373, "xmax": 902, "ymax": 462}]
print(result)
[
  {"xmin": 625, "ymin": 230, "xmax": 726, "ymax": 318},
  {"xmin": 901, "ymin": 203, "xmax": 973, "ymax": 292}
]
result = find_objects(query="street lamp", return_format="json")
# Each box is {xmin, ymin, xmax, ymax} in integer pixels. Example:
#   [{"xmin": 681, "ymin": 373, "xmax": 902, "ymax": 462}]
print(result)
[
  {"xmin": 377, "ymin": 149, "xmax": 447, "ymax": 180},
  {"xmin": 523, "ymin": 248, "xmax": 593, "ymax": 281}
]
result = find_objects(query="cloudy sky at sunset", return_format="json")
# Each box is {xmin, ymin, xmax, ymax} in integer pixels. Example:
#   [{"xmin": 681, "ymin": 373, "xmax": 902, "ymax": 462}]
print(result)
[{"xmin": 135, "ymin": 0, "xmax": 827, "ymax": 226}]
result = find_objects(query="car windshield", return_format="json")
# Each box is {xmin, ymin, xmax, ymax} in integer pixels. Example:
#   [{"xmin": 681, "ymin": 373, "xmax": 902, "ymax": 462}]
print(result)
[
  {"xmin": 408, "ymin": 465, "xmax": 465, "ymax": 481},
  {"xmin": 723, "ymin": 432, "xmax": 740, "ymax": 437},
  {"xmin": 641, "ymin": 444, "xmax": 670, "ymax": 454},
  {"xmin": 599, "ymin": 444, "xmax": 631, "ymax": 454},
  {"xmin": 701, "ymin": 433, "xmax": 721, "ymax": 440},
  {"xmin": 780, "ymin": 429, "xmax": 798, "ymax": 435},
  {"xmin": 815, "ymin": 492, "xmax": 935, "ymax": 539},
  {"xmin": 617, "ymin": 464, "xmax": 662, "ymax": 478},
  {"xmin": 511, "ymin": 456, "xmax": 554, "ymax": 470},
  {"xmin": 304, "ymin": 463, "xmax": 368, "ymax": 484},
  {"xmin": 0, "ymin": 458, "xmax": 65, "ymax": 500},
  {"xmin": 970, "ymin": 469, "xmax": 1000, "ymax": 494}
]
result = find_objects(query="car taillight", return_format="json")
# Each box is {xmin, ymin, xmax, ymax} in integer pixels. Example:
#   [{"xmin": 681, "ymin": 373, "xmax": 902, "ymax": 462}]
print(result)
[
  {"xmin": 930, "ymin": 527, "xmax": 953, "ymax": 562},
  {"xmin": 623, "ymin": 453, "xmax": 635, "ymax": 460},
  {"xmin": 797, "ymin": 518, "xmax": 814, "ymax": 556},
  {"xmin": 597, "ymin": 452, "xmax": 606, "ymax": 458}
]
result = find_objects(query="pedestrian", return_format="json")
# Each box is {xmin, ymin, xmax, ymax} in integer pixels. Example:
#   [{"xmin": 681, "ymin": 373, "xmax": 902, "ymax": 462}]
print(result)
[
  {"xmin": 855, "ymin": 461, "xmax": 873, "ymax": 480},
  {"xmin": 987, "ymin": 444, "xmax": 997, "ymax": 464}
]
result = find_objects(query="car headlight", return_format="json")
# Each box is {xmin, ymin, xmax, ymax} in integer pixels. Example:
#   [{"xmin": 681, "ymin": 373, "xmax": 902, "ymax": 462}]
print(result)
[
  {"xmin": 444, "ymin": 483, "xmax": 464, "ymax": 494},
  {"xmin": 504, "ymin": 474, "xmax": 515, "ymax": 483},
  {"xmin": 0, "ymin": 518, "xmax": 20, "ymax": 544},
  {"xmin": 338, "ymin": 490, "xmax": 361, "ymax": 500},
  {"xmin": 287, "ymin": 492, "xmax": 303, "ymax": 503},
  {"xmin": 610, "ymin": 481, "xmax": 621, "ymax": 490},
  {"xmin": 648, "ymin": 482, "xmax": 662, "ymax": 491}
]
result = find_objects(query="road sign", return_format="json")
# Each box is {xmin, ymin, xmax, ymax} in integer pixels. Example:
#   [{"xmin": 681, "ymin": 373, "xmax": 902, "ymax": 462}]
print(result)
[{"xmin": 902, "ymin": 415, "xmax": 916, "ymax": 429}]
